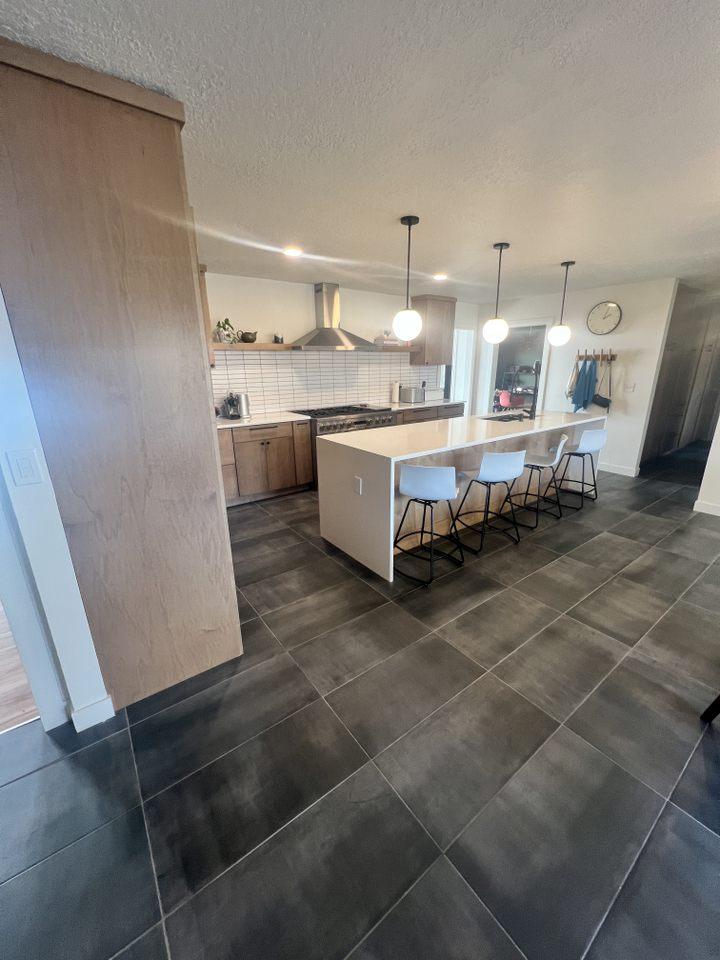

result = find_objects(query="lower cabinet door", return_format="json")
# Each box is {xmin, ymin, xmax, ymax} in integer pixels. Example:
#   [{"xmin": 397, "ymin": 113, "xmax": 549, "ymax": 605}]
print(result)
[
  {"xmin": 222, "ymin": 463, "xmax": 239, "ymax": 500},
  {"xmin": 293, "ymin": 422, "xmax": 314, "ymax": 485},
  {"xmin": 235, "ymin": 439, "xmax": 268, "ymax": 495},
  {"xmin": 266, "ymin": 436, "xmax": 297, "ymax": 490}
]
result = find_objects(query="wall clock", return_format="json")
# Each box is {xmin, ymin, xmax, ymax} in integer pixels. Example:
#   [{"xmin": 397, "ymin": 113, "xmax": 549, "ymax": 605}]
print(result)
[{"xmin": 587, "ymin": 301, "xmax": 622, "ymax": 335}]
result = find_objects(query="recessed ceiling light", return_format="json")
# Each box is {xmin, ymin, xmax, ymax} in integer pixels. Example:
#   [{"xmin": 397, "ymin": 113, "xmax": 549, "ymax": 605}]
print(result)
[
  {"xmin": 283, "ymin": 245, "xmax": 303, "ymax": 258},
  {"xmin": 433, "ymin": 273, "xmax": 447, "ymax": 281}
]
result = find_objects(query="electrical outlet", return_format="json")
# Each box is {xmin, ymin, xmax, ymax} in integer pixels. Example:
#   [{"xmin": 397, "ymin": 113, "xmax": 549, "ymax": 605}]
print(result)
[
  {"xmin": 6, "ymin": 449, "xmax": 43, "ymax": 486},
  {"xmin": 624, "ymin": 381, "xmax": 637, "ymax": 393},
  {"xmin": 353, "ymin": 475, "xmax": 363, "ymax": 495}
]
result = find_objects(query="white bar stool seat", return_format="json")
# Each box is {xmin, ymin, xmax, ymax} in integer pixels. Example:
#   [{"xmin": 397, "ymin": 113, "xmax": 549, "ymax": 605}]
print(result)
[
  {"xmin": 556, "ymin": 428, "xmax": 607, "ymax": 509},
  {"xmin": 513, "ymin": 434, "xmax": 569, "ymax": 530},
  {"xmin": 394, "ymin": 464, "xmax": 464, "ymax": 586},
  {"xmin": 455, "ymin": 449, "xmax": 526, "ymax": 553}
]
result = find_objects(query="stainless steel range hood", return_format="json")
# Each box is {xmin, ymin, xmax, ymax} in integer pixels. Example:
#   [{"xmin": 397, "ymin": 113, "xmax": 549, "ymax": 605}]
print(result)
[{"xmin": 293, "ymin": 282, "xmax": 375, "ymax": 350}]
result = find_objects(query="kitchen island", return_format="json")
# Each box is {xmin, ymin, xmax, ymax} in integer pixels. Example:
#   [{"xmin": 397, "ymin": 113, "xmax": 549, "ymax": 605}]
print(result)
[{"xmin": 316, "ymin": 411, "xmax": 607, "ymax": 581}]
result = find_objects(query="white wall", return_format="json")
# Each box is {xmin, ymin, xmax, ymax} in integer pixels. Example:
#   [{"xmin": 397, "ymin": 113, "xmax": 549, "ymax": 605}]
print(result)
[
  {"xmin": 207, "ymin": 273, "xmax": 409, "ymax": 343},
  {"xmin": 474, "ymin": 278, "xmax": 678, "ymax": 475},
  {"xmin": 697, "ymin": 418, "xmax": 720, "ymax": 516}
]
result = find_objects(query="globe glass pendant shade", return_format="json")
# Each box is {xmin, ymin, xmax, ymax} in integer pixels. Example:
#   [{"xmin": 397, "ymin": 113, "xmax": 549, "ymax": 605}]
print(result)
[
  {"xmin": 392, "ymin": 308, "xmax": 422, "ymax": 341},
  {"xmin": 482, "ymin": 316, "xmax": 509, "ymax": 344},
  {"xmin": 547, "ymin": 323, "xmax": 571, "ymax": 346}
]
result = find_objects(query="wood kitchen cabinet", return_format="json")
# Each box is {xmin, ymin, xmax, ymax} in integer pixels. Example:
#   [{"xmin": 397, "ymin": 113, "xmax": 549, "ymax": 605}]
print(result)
[
  {"xmin": 396, "ymin": 402, "xmax": 465, "ymax": 425},
  {"xmin": 409, "ymin": 295, "xmax": 456, "ymax": 366},
  {"xmin": 225, "ymin": 419, "xmax": 314, "ymax": 501}
]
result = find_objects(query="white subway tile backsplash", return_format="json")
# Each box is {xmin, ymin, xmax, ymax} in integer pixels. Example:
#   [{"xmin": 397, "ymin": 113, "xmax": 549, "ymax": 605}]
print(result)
[{"xmin": 210, "ymin": 349, "xmax": 442, "ymax": 412}]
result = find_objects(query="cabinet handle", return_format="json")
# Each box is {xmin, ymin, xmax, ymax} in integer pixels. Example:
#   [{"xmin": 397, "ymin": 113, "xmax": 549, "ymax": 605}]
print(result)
[{"xmin": 250, "ymin": 425, "xmax": 278, "ymax": 431}]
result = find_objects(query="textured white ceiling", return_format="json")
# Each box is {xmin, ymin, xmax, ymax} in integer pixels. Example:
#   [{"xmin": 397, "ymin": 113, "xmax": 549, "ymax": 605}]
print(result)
[{"xmin": 3, "ymin": 0, "xmax": 720, "ymax": 300}]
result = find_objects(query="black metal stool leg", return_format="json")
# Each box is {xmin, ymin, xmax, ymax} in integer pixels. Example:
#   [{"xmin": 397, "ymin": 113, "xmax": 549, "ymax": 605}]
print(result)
[{"xmin": 504, "ymin": 481, "xmax": 521, "ymax": 544}]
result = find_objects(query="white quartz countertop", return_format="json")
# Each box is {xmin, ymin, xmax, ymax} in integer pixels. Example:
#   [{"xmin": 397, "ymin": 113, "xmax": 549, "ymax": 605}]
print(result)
[
  {"xmin": 317, "ymin": 411, "xmax": 607, "ymax": 462},
  {"xmin": 216, "ymin": 411, "xmax": 310, "ymax": 429}
]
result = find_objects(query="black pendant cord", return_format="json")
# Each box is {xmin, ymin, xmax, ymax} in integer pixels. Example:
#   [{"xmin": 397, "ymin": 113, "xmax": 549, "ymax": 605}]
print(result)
[
  {"xmin": 494, "ymin": 246, "xmax": 503, "ymax": 318},
  {"xmin": 405, "ymin": 223, "xmax": 412, "ymax": 309},
  {"xmin": 559, "ymin": 260, "xmax": 575, "ymax": 326}
]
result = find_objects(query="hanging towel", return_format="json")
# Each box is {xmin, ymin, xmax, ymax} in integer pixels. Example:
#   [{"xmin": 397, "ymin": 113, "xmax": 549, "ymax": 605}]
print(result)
[{"xmin": 572, "ymin": 359, "xmax": 597, "ymax": 411}]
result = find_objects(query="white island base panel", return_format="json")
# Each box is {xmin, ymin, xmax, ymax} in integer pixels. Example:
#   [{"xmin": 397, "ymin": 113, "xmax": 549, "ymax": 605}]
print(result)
[{"xmin": 317, "ymin": 412, "xmax": 607, "ymax": 581}]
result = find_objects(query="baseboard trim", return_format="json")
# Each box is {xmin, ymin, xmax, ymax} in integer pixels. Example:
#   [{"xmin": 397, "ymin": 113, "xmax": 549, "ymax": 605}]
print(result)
[
  {"xmin": 694, "ymin": 499, "xmax": 720, "ymax": 518},
  {"xmin": 597, "ymin": 461, "xmax": 639, "ymax": 477},
  {"xmin": 70, "ymin": 695, "xmax": 115, "ymax": 732}
]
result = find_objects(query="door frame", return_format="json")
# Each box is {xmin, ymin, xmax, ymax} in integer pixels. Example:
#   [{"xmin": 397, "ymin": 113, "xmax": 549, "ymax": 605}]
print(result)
[{"xmin": 481, "ymin": 318, "xmax": 552, "ymax": 414}]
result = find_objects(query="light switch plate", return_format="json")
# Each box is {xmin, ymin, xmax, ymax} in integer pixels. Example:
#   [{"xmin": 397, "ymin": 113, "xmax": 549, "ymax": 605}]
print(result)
[
  {"xmin": 353, "ymin": 475, "xmax": 363, "ymax": 495},
  {"xmin": 6, "ymin": 449, "xmax": 43, "ymax": 486}
]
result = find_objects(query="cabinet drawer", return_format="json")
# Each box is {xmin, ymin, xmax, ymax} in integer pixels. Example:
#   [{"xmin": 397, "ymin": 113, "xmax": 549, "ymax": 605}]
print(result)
[
  {"xmin": 437, "ymin": 403, "xmax": 465, "ymax": 419},
  {"xmin": 402, "ymin": 407, "xmax": 438, "ymax": 423},
  {"xmin": 217, "ymin": 428, "xmax": 235, "ymax": 465},
  {"xmin": 232, "ymin": 421, "xmax": 293, "ymax": 443}
]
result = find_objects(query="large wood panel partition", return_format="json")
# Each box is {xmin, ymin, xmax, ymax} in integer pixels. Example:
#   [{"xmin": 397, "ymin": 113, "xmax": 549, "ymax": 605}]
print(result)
[{"xmin": 0, "ymin": 41, "xmax": 242, "ymax": 708}]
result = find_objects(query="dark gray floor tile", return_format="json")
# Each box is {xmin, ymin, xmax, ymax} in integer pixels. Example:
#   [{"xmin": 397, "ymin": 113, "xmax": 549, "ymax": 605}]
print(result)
[
  {"xmin": 514, "ymin": 555, "xmax": 610, "ymax": 612},
  {"xmin": 0, "ymin": 729, "xmax": 138, "ymax": 883},
  {"xmin": 127, "ymin": 619, "xmax": 282, "ymax": 724},
  {"xmin": 571, "ymin": 576, "xmax": 673, "ymax": 646},
  {"xmin": 115, "ymin": 926, "xmax": 168, "ymax": 960},
  {"xmin": 287, "ymin": 515, "xmax": 322, "ymax": 539},
  {"xmin": 259, "ymin": 492, "xmax": 319, "ymax": 523},
  {"xmin": 327, "ymin": 635, "xmax": 483, "ymax": 755},
  {"xmin": 132, "ymin": 654, "xmax": 318, "ymax": 797},
  {"xmin": 586, "ymin": 805, "xmax": 720, "ymax": 960},
  {"xmin": 494, "ymin": 616, "xmax": 626, "ymax": 721},
  {"xmin": 376, "ymin": 674, "xmax": 556, "ymax": 846},
  {"xmin": 231, "ymin": 526, "xmax": 304, "ymax": 562},
  {"xmin": 146, "ymin": 700, "xmax": 365, "ymax": 910},
  {"xmin": 165, "ymin": 764, "xmax": 437, "ymax": 960},
  {"xmin": 604, "ymin": 487, "xmax": 668, "ymax": 512},
  {"xmin": 638, "ymin": 600, "xmax": 720, "ymax": 688},
  {"xmin": 263, "ymin": 579, "xmax": 385, "ymax": 648},
  {"xmin": 233, "ymin": 541, "xmax": 321, "ymax": 588},
  {"xmin": 235, "ymin": 589, "xmax": 256, "ymax": 623},
  {"xmin": 227, "ymin": 505, "xmax": 286, "ymax": 542},
  {"xmin": 292, "ymin": 603, "xmax": 428, "ymax": 695},
  {"xmin": 637, "ymin": 479, "xmax": 684, "ymax": 500},
  {"xmin": 671, "ymin": 726, "xmax": 720, "ymax": 835},
  {"xmin": 641, "ymin": 498, "xmax": 694, "ymax": 522},
  {"xmin": 0, "ymin": 808, "xmax": 159, "ymax": 960},
  {"xmin": 567, "ymin": 532, "xmax": 647, "ymax": 574},
  {"xmin": 349, "ymin": 856, "xmax": 524, "ymax": 960},
  {"xmin": 242, "ymin": 555, "xmax": 353, "ymax": 614},
  {"xmin": 620, "ymin": 547, "xmax": 707, "ymax": 599},
  {"xmin": 566, "ymin": 502, "xmax": 633, "ymax": 531},
  {"xmin": 568, "ymin": 651, "xmax": 709, "ymax": 795},
  {"xmin": 438, "ymin": 587, "xmax": 558, "ymax": 668},
  {"xmin": 683, "ymin": 558, "xmax": 720, "ymax": 613},
  {"xmin": 396, "ymin": 565, "xmax": 505, "ymax": 629},
  {"xmin": 686, "ymin": 511, "xmax": 720, "ymax": 533},
  {"xmin": 0, "ymin": 711, "xmax": 127, "ymax": 788},
  {"xmin": 311, "ymin": 537, "xmax": 417, "ymax": 599},
  {"xmin": 668, "ymin": 485, "xmax": 701, "ymax": 504},
  {"xmin": 610, "ymin": 511, "xmax": 680, "ymax": 545},
  {"xmin": 475, "ymin": 542, "xmax": 558, "ymax": 585},
  {"xmin": 658, "ymin": 523, "xmax": 720, "ymax": 563},
  {"xmin": 448, "ymin": 727, "xmax": 662, "ymax": 960},
  {"xmin": 531, "ymin": 518, "xmax": 599, "ymax": 553}
]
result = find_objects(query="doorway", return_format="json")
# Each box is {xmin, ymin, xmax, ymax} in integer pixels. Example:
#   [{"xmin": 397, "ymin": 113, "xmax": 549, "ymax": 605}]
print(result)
[
  {"xmin": 0, "ymin": 598, "xmax": 38, "ymax": 733},
  {"xmin": 640, "ymin": 283, "xmax": 720, "ymax": 485},
  {"xmin": 490, "ymin": 323, "xmax": 548, "ymax": 416}
]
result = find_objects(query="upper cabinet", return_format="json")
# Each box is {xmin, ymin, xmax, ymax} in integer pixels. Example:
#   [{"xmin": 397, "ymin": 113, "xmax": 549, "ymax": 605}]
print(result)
[{"xmin": 409, "ymin": 295, "xmax": 456, "ymax": 366}]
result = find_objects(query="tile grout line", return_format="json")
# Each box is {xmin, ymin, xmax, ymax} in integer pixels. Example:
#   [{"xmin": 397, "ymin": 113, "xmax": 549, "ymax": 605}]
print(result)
[{"xmin": 127, "ymin": 722, "xmax": 173, "ymax": 959}]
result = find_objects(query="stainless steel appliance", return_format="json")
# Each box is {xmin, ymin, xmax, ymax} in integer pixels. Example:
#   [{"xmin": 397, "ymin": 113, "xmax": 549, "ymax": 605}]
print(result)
[
  {"xmin": 399, "ymin": 386, "xmax": 425, "ymax": 404},
  {"xmin": 293, "ymin": 283, "xmax": 375, "ymax": 351},
  {"xmin": 222, "ymin": 392, "xmax": 250, "ymax": 419},
  {"xmin": 290, "ymin": 404, "xmax": 397, "ymax": 480}
]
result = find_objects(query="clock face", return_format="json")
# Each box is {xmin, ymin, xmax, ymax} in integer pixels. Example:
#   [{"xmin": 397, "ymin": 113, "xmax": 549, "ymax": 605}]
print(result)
[{"xmin": 587, "ymin": 301, "xmax": 622, "ymax": 335}]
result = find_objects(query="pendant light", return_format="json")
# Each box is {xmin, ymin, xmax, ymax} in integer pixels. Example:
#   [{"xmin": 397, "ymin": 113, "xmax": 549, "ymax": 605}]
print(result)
[
  {"xmin": 392, "ymin": 215, "xmax": 422, "ymax": 341},
  {"xmin": 482, "ymin": 242, "xmax": 510, "ymax": 344},
  {"xmin": 547, "ymin": 260, "xmax": 575, "ymax": 346}
]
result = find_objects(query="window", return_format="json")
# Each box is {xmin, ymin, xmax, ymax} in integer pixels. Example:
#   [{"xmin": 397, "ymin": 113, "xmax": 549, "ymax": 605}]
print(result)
[{"xmin": 451, "ymin": 328, "xmax": 476, "ymax": 405}]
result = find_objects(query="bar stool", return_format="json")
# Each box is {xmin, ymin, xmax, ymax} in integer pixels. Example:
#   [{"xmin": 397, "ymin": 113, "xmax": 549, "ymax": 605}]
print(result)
[
  {"xmin": 455, "ymin": 450, "xmax": 526, "ymax": 553},
  {"xmin": 555, "ymin": 428, "xmax": 607, "ymax": 510},
  {"xmin": 394, "ymin": 464, "xmax": 464, "ymax": 586},
  {"xmin": 514, "ymin": 434, "xmax": 569, "ymax": 530}
]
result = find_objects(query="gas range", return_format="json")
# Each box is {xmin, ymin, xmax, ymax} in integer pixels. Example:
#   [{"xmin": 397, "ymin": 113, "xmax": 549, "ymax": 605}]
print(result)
[{"xmin": 292, "ymin": 404, "xmax": 396, "ymax": 435}]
